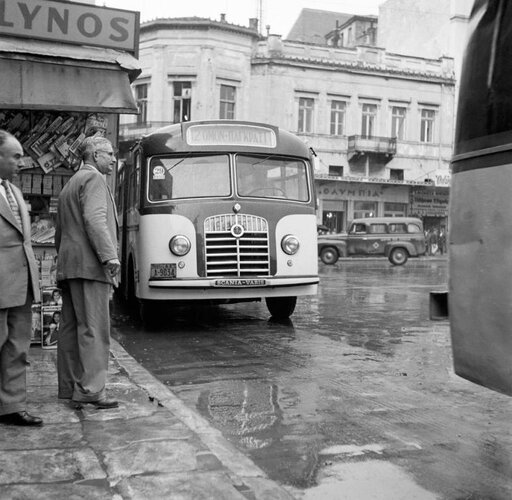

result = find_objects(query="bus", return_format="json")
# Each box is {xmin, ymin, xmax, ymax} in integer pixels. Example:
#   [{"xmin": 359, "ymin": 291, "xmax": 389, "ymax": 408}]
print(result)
[
  {"xmin": 116, "ymin": 120, "xmax": 319, "ymax": 323},
  {"xmin": 449, "ymin": 0, "xmax": 512, "ymax": 395}
]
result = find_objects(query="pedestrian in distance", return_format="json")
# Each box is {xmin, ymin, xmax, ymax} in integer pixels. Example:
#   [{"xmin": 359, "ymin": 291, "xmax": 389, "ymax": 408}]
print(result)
[
  {"xmin": 0, "ymin": 130, "xmax": 43, "ymax": 426},
  {"xmin": 55, "ymin": 136, "xmax": 120, "ymax": 409}
]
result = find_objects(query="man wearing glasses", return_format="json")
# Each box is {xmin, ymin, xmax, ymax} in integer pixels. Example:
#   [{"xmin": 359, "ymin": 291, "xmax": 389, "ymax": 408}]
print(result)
[{"xmin": 55, "ymin": 136, "xmax": 120, "ymax": 409}]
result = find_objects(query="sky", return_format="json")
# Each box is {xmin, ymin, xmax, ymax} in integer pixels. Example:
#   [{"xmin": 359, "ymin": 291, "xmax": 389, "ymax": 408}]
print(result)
[{"xmin": 100, "ymin": 0, "xmax": 382, "ymax": 37}]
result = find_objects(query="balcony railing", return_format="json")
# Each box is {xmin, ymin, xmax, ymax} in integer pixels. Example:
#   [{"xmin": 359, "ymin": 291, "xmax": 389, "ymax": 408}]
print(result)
[{"xmin": 347, "ymin": 135, "xmax": 397, "ymax": 161}]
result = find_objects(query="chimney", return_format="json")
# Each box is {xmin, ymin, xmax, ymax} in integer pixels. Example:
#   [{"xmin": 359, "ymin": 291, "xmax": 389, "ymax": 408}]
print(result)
[
  {"xmin": 249, "ymin": 18, "xmax": 258, "ymax": 31},
  {"xmin": 220, "ymin": 13, "xmax": 226, "ymax": 22}
]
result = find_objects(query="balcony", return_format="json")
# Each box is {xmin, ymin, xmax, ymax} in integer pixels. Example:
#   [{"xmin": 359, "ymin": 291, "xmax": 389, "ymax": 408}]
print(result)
[{"xmin": 347, "ymin": 135, "xmax": 397, "ymax": 162}]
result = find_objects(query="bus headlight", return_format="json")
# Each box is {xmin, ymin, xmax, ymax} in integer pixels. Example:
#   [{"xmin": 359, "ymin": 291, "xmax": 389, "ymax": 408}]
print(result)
[
  {"xmin": 169, "ymin": 235, "xmax": 191, "ymax": 256},
  {"xmin": 281, "ymin": 234, "xmax": 300, "ymax": 255}
]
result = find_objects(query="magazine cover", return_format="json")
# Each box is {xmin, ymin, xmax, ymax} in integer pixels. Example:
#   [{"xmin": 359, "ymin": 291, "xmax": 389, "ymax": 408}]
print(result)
[
  {"xmin": 41, "ymin": 306, "xmax": 61, "ymax": 350},
  {"xmin": 41, "ymin": 286, "xmax": 62, "ymax": 306},
  {"xmin": 31, "ymin": 304, "xmax": 41, "ymax": 345}
]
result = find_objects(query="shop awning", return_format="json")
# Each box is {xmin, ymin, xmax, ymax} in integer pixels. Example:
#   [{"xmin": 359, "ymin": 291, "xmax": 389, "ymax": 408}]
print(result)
[{"xmin": 0, "ymin": 38, "xmax": 141, "ymax": 114}]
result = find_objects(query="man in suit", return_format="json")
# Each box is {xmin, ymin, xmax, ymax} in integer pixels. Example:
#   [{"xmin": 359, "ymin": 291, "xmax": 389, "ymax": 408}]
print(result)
[
  {"xmin": 55, "ymin": 136, "xmax": 120, "ymax": 409},
  {"xmin": 0, "ymin": 130, "xmax": 43, "ymax": 426}
]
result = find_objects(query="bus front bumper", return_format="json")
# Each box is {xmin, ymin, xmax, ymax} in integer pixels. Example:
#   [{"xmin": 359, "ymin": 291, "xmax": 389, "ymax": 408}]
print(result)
[
  {"xmin": 148, "ymin": 275, "xmax": 319, "ymax": 289},
  {"xmin": 145, "ymin": 275, "xmax": 319, "ymax": 299}
]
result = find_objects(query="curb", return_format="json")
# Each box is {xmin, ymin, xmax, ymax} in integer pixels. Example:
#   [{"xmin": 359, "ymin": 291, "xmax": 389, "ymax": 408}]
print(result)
[{"xmin": 109, "ymin": 339, "xmax": 296, "ymax": 499}]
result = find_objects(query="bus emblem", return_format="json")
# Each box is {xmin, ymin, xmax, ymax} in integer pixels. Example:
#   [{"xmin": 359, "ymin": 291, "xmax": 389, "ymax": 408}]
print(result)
[{"xmin": 231, "ymin": 223, "xmax": 245, "ymax": 238}]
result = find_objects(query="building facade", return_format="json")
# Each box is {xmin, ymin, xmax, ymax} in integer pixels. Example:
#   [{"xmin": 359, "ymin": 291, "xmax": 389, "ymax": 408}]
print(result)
[{"xmin": 120, "ymin": 10, "xmax": 457, "ymax": 234}]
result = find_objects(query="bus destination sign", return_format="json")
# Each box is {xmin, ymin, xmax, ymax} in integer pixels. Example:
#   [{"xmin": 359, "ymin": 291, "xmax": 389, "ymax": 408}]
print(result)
[{"xmin": 186, "ymin": 124, "xmax": 277, "ymax": 148}]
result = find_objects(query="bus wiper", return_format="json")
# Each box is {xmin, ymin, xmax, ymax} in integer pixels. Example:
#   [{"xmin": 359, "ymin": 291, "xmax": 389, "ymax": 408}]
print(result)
[
  {"xmin": 250, "ymin": 155, "xmax": 274, "ymax": 166},
  {"xmin": 163, "ymin": 153, "xmax": 192, "ymax": 173}
]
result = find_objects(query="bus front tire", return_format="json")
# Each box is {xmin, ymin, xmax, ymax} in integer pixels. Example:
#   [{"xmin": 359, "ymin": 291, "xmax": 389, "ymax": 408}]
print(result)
[
  {"xmin": 265, "ymin": 296, "xmax": 297, "ymax": 319},
  {"xmin": 139, "ymin": 300, "xmax": 163, "ymax": 328},
  {"xmin": 320, "ymin": 247, "xmax": 339, "ymax": 265},
  {"xmin": 388, "ymin": 247, "xmax": 409, "ymax": 266}
]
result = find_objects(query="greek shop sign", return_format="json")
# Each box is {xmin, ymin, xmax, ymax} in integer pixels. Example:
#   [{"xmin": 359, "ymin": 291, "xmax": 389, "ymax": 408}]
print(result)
[{"xmin": 0, "ymin": 0, "xmax": 139, "ymax": 53}]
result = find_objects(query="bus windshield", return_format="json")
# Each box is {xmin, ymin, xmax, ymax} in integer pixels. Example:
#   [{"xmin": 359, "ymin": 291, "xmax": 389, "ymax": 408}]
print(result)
[
  {"xmin": 148, "ymin": 153, "xmax": 310, "ymax": 202},
  {"xmin": 148, "ymin": 155, "xmax": 231, "ymax": 201},
  {"xmin": 236, "ymin": 154, "xmax": 309, "ymax": 201}
]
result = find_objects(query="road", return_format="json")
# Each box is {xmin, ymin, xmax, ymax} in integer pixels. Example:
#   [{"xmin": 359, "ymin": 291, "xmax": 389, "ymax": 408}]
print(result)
[{"xmin": 112, "ymin": 259, "xmax": 512, "ymax": 499}]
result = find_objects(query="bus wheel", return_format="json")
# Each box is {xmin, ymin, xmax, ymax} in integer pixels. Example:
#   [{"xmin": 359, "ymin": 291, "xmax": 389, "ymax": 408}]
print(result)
[
  {"xmin": 265, "ymin": 296, "xmax": 297, "ymax": 319},
  {"xmin": 139, "ymin": 300, "xmax": 163, "ymax": 328},
  {"xmin": 320, "ymin": 247, "xmax": 339, "ymax": 265},
  {"xmin": 389, "ymin": 247, "xmax": 409, "ymax": 266}
]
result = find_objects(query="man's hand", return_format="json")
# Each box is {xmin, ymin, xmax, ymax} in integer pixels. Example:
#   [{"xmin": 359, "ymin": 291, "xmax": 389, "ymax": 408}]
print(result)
[{"xmin": 103, "ymin": 258, "xmax": 121, "ymax": 276}]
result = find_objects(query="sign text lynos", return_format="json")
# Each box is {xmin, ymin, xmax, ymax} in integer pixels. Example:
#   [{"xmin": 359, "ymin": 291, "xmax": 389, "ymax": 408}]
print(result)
[{"xmin": 0, "ymin": 0, "xmax": 138, "ymax": 53}]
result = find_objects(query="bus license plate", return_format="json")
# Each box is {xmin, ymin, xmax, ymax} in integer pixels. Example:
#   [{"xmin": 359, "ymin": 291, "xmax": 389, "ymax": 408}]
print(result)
[
  {"xmin": 150, "ymin": 263, "xmax": 176, "ymax": 280},
  {"xmin": 214, "ymin": 279, "xmax": 266, "ymax": 287}
]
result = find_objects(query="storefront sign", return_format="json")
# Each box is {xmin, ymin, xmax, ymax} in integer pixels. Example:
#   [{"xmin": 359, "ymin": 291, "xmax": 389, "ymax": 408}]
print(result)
[
  {"xmin": 315, "ymin": 173, "xmax": 435, "ymax": 187},
  {"xmin": 318, "ymin": 183, "xmax": 384, "ymax": 200},
  {"xmin": 433, "ymin": 171, "xmax": 451, "ymax": 187},
  {"xmin": 0, "ymin": 0, "xmax": 139, "ymax": 53},
  {"xmin": 410, "ymin": 188, "xmax": 449, "ymax": 217}
]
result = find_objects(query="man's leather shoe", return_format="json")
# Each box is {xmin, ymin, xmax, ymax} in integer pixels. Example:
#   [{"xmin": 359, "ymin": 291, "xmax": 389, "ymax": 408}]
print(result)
[
  {"xmin": 92, "ymin": 398, "xmax": 118, "ymax": 409},
  {"xmin": 0, "ymin": 411, "xmax": 43, "ymax": 426},
  {"xmin": 73, "ymin": 398, "xmax": 119, "ymax": 409}
]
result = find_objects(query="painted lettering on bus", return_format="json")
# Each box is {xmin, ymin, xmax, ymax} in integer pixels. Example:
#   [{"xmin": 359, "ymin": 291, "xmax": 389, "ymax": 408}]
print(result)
[{"xmin": 0, "ymin": 0, "xmax": 135, "ymax": 51}]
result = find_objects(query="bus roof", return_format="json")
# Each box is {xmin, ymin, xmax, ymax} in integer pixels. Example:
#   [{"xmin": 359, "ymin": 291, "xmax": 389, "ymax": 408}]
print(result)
[{"xmin": 138, "ymin": 120, "xmax": 312, "ymax": 159}]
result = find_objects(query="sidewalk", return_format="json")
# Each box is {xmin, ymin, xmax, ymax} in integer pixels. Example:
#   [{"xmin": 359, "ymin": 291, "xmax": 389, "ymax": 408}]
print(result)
[{"xmin": 0, "ymin": 340, "xmax": 296, "ymax": 500}]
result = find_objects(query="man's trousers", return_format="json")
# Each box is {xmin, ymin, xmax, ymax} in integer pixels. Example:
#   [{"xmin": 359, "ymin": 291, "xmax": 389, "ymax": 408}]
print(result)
[{"xmin": 58, "ymin": 279, "xmax": 111, "ymax": 402}]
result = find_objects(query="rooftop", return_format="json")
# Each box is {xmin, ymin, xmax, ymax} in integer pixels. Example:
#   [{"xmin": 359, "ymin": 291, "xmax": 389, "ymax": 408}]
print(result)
[{"xmin": 286, "ymin": 8, "xmax": 353, "ymax": 43}]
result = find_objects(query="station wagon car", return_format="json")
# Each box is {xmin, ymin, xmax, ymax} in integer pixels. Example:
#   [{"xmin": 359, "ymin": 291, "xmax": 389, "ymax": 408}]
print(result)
[{"xmin": 318, "ymin": 217, "xmax": 426, "ymax": 265}]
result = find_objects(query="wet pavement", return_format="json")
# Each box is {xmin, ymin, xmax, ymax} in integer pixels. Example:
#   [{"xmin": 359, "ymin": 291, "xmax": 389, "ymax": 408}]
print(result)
[
  {"xmin": 112, "ymin": 258, "xmax": 512, "ymax": 499},
  {"xmin": 0, "ymin": 340, "xmax": 294, "ymax": 499}
]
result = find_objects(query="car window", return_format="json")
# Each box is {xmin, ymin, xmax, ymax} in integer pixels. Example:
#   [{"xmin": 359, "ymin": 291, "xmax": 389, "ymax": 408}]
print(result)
[
  {"xmin": 388, "ymin": 223, "xmax": 407, "ymax": 234},
  {"xmin": 351, "ymin": 223, "xmax": 367, "ymax": 234},
  {"xmin": 407, "ymin": 223, "xmax": 422, "ymax": 233},
  {"xmin": 368, "ymin": 224, "xmax": 387, "ymax": 234}
]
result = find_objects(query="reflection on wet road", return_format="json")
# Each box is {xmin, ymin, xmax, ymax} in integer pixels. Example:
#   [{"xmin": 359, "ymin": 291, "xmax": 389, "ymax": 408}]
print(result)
[{"xmin": 112, "ymin": 260, "xmax": 512, "ymax": 499}]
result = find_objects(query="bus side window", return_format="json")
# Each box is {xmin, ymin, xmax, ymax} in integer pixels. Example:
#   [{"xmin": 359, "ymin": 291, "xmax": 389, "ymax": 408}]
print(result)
[
  {"xmin": 134, "ymin": 153, "xmax": 141, "ymax": 208},
  {"xmin": 127, "ymin": 153, "xmax": 140, "ymax": 210}
]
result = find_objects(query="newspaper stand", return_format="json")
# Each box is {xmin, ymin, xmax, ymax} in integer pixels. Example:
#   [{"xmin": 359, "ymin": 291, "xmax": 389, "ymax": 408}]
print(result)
[{"xmin": 0, "ymin": 1, "xmax": 141, "ymax": 346}]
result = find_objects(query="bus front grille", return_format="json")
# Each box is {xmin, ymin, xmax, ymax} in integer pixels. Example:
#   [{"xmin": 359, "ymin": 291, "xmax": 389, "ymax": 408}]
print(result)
[{"xmin": 204, "ymin": 214, "xmax": 270, "ymax": 277}]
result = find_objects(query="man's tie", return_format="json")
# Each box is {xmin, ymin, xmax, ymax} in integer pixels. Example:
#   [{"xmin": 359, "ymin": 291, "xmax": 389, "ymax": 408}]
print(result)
[{"xmin": 2, "ymin": 180, "xmax": 23, "ymax": 229}]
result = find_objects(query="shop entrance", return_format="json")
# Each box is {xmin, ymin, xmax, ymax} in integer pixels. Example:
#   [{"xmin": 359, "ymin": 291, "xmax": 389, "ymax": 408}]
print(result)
[{"xmin": 322, "ymin": 210, "xmax": 345, "ymax": 233}]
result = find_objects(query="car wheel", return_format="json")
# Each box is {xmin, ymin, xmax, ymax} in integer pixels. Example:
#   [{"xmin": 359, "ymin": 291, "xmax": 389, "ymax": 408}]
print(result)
[
  {"xmin": 320, "ymin": 247, "xmax": 339, "ymax": 265},
  {"xmin": 389, "ymin": 247, "xmax": 408, "ymax": 265}
]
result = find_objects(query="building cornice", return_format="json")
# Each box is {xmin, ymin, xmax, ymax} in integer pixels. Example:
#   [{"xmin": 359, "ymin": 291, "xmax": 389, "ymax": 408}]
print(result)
[
  {"xmin": 140, "ymin": 18, "xmax": 261, "ymax": 39},
  {"xmin": 252, "ymin": 55, "xmax": 456, "ymax": 85}
]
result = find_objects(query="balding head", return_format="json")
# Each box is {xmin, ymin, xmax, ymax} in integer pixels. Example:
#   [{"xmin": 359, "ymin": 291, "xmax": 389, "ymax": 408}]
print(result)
[{"xmin": 0, "ymin": 130, "xmax": 23, "ymax": 181}]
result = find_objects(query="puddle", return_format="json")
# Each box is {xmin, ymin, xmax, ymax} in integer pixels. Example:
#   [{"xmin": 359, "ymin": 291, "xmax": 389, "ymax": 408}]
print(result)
[{"xmin": 303, "ymin": 460, "xmax": 438, "ymax": 500}]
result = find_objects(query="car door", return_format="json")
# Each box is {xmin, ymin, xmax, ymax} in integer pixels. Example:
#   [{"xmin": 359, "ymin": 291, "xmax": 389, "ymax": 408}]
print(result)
[
  {"xmin": 347, "ymin": 222, "xmax": 369, "ymax": 254},
  {"xmin": 366, "ymin": 223, "xmax": 388, "ymax": 254}
]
